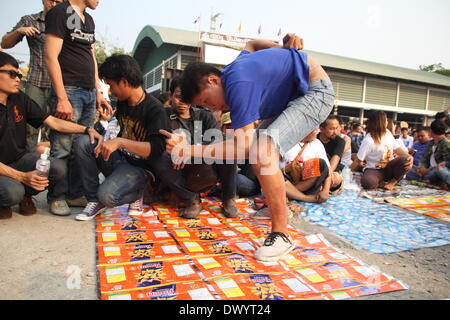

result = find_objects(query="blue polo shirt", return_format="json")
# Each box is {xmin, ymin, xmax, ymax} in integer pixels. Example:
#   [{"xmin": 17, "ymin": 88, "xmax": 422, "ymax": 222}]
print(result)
[{"xmin": 221, "ymin": 48, "xmax": 310, "ymax": 129}]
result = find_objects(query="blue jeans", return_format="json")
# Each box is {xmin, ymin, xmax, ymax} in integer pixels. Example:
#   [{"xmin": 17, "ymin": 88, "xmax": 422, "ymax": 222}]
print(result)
[
  {"xmin": 0, "ymin": 153, "xmax": 66, "ymax": 207},
  {"xmin": 406, "ymin": 166, "xmax": 442, "ymax": 185},
  {"xmin": 437, "ymin": 167, "xmax": 450, "ymax": 185},
  {"xmin": 237, "ymin": 174, "xmax": 261, "ymax": 197},
  {"xmin": 73, "ymin": 135, "xmax": 148, "ymax": 207},
  {"xmin": 48, "ymin": 87, "xmax": 96, "ymax": 201}
]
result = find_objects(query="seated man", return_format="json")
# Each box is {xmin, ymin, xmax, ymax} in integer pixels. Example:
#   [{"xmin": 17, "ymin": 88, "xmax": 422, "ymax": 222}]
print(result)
[
  {"xmin": 74, "ymin": 55, "xmax": 202, "ymax": 221},
  {"xmin": 166, "ymin": 77, "xmax": 238, "ymax": 218},
  {"xmin": 400, "ymin": 127, "xmax": 414, "ymax": 149},
  {"xmin": 161, "ymin": 34, "xmax": 334, "ymax": 261},
  {"xmin": 317, "ymin": 115, "xmax": 345, "ymax": 194},
  {"xmin": 412, "ymin": 128, "xmax": 430, "ymax": 166},
  {"xmin": 283, "ymin": 127, "xmax": 331, "ymax": 204},
  {"xmin": 0, "ymin": 52, "xmax": 103, "ymax": 219},
  {"xmin": 406, "ymin": 120, "xmax": 450, "ymax": 187}
]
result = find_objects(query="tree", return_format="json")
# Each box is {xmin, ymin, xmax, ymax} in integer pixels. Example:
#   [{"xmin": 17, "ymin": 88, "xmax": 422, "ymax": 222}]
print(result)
[
  {"xmin": 419, "ymin": 63, "xmax": 450, "ymax": 77},
  {"xmin": 94, "ymin": 38, "xmax": 130, "ymax": 65}
]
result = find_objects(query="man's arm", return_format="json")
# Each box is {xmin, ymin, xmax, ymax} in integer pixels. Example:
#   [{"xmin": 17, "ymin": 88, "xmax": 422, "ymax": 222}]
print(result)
[
  {"xmin": 91, "ymin": 46, "xmax": 112, "ymax": 115},
  {"xmin": 94, "ymin": 138, "xmax": 151, "ymax": 162},
  {"xmin": 44, "ymin": 116, "xmax": 103, "ymax": 146},
  {"xmin": 244, "ymin": 33, "xmax": 304, "ymax": 53},
  {"xmin": 1, "ymin": 27, "xmax": 40, "ymax": 49},
  {"xmin": 161, "ymin": 122, "xmax": 257, "ymax": 162},
  {"xmin": 45, "ymin": 33, "xmax": 73, "ymax": 120},
  {"xmin": 0, "ymin": 162, "xmax": 48, "ymax": 191}
]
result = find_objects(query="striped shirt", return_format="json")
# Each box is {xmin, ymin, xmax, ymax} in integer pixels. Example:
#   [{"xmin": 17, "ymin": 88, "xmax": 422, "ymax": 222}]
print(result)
[{"xmin": 11, "ymin": 12, "xmax": 51, "ymax": 88}]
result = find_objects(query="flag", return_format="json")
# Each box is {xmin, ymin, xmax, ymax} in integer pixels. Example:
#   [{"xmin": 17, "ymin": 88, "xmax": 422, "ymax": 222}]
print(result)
[
  {"xmin": 193, "ymin": 16, "xmax": 200, "ymax": 24},
  {"xmin": 237, "ymin": 22, "xmax": 242, "ymax": 33},
  {"xmin": 277, "ymin": 28, "xmax": 282, "ymax": 37},
  {"xmin": 258, "ymin": 25, "xmax": 262, "ymax": 35}
]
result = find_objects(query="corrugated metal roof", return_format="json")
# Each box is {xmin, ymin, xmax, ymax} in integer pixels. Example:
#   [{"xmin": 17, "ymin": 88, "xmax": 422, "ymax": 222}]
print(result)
[
  {"xmin": 133, "ymin": 25, "xmax": 450, "ymax": 89},
  {"xmin": 305, "ymin": 49, "xmax": 450, "ymax": 88}
]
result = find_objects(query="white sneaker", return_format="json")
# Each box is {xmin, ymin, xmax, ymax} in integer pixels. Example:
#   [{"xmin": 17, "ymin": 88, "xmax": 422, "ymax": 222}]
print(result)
[
  {"xmin": 254, "ymin": 232, "xmax": 296, "ymax": 262},
  {"xmin": 128, "ymin": 197, "xmax": 144, "ymax": 217}
]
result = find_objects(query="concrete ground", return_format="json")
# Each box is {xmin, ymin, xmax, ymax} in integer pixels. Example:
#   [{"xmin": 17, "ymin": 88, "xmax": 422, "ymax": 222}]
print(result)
[{"xmin": 0, "ymin": 191, "xmax": 449, "ymax": 300}]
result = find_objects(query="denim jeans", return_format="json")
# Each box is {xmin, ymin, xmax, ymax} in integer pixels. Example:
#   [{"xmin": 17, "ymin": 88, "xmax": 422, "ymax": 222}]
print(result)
[
  {"xmin": 74, "ymin": 135, "xmax": 199, "ymax": 207},
  {"xmin": 237, "ymin": 174, "xmax": 261, "ymax": 197},
  {"xmin": 73, "ymin": 135, "xmax": 148, "ymax": 207},
  {"xmin": 48, "ymin": 87, "xmax": 96, "ymax": 201},
  {"xmin": 437, "ymin": 166, "xmax": 450, "ymax": 185},
  {"xmin": 25, "ymin": 83, "xmax": 51, "ymax": 152},
  {"xmin": 406, "ymin": 166, "xmax": 442, "ymax": 185},
  {"xmin": 0, "ymin": 153, "xmax": 66, "ymax": 207}
]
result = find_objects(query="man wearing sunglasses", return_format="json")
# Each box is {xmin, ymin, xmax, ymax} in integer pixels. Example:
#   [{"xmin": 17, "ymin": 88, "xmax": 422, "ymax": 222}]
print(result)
[
  {"xmin": 0, "ymin": 52, "xmax": 104, "ymax": 220},
  {"xmin": 1, "ymin": 0, "xmax": 64, "ymax": 153}
]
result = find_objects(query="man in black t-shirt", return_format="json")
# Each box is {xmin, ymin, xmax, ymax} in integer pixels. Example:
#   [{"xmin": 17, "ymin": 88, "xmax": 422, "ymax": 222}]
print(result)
[
  {"xmin": 318, "ymin": 115, "xmax": 345, "ymax": 193},
  {"xmin": 0, "ymin": 52, "xmax": 103, "ymax": 220},
  {"xmin": 44, "ymin": 0, "xmax": 112, "ymax": 215},
  {"xmin": 166, "ymin": 77, "xmax": 238, "ymax": 218},
  {"xmin": 74, "ymin": 55, "xmax": 203, "ymax": 221}
]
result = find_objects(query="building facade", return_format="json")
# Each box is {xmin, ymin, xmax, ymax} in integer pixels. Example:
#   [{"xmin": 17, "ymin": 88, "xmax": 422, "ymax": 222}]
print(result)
[{"xmin": 133, "ymin": 25, "xmax": 450, "ymax": 127}]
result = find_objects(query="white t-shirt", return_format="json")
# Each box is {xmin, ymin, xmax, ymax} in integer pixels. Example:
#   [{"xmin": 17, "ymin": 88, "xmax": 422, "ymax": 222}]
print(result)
[
  {"xmin": 400, "ymin": 136, "xmax": 414, "ymax": 149},
  {"xmin": 340, "ymin": 134, "xmax": 352, "ymax": 167},
  {"xmin": 282, "ymin": 139, "xmax": 331, "ymax": 169},
  {"xmin": 430, "ymin": 145, "xmax": 438, "ymax": 168},
  {"xmin": 357, "ymin": 130, "xmax": 398, "ymax": 170}
]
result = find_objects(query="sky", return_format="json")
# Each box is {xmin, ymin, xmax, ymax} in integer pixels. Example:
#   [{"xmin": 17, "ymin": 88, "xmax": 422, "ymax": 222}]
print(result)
[{"xmin": 1, "ymin": 0, "xmax": 449, "ymax": 71}]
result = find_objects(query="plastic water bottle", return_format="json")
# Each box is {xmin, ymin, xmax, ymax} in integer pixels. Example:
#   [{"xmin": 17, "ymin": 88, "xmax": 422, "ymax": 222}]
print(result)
[
  {"xmin": 36, "ymin": 149, "xmax": 51, "ymax": 178},
  {"xmin": 104, "ymin": 117, "xmax": 120, "ymax": 142},
  {"xmin": 342, "ymin": 167, "xmax": 352, "ymax": 185}
]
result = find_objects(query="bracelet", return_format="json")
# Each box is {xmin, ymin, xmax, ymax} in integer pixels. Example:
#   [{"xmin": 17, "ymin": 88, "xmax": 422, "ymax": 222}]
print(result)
[{"xmin": 84, "ymin": 127, "xmax": 90, "ymax": 135}]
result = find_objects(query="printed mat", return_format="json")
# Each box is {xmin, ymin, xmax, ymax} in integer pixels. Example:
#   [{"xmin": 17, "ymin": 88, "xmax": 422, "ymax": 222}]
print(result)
[
  {"xmin": 386, "ymin": 196, "xmax": 450, "ymax": 223},
  {"xmin": 96, "ymin": 198, "xmax": 408, "ymax": 300},
  {"xmin": 298, "ymin": 191, "xmax": 450, "ymax": 254}
]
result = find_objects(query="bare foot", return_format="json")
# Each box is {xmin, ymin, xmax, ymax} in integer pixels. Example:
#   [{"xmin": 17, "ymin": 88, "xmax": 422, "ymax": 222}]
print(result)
[
  {"xmin": 383, "ymin": 182, "xmax": 397, "ymax": 191},
  {"xmin": 287, "ymin": 202, "xmax": 306, "ymax": 214}
]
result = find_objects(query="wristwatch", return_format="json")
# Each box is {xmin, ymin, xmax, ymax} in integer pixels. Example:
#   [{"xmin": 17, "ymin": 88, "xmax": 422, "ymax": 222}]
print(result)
[{"xmin": 84, "ymin": 127, "xmax": 91, "ymax": 135}]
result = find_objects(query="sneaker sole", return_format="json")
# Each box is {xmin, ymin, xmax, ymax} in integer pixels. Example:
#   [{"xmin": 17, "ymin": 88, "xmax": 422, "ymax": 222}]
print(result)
[
  {"xmin": 75, "ymin": 208, "xmax": 106, "ymax": 221},
  {"xmin": 128, "ymin": 210, "xmax": 143, "ymax": 217},
  {"xmin": 254, "ymin": 242, "xmax": 297, "ymax": 262}
]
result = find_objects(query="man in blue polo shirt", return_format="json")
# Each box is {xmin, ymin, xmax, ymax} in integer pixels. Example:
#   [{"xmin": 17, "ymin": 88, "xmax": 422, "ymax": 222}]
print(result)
[{"xmin": 161, "ymin": 34, "xmax": 334, "ymax": 262}]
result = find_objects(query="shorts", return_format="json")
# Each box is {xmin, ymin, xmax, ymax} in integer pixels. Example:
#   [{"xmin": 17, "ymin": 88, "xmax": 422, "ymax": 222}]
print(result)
[{"xmin": 258, "ymin": 78, "xmax": 335, "ymax": 157}]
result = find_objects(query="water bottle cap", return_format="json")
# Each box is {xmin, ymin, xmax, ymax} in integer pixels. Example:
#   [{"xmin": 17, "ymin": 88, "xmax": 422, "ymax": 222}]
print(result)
[{"xmin": 40, "ymin": 153, "xmax": 48, "ymax": 160}]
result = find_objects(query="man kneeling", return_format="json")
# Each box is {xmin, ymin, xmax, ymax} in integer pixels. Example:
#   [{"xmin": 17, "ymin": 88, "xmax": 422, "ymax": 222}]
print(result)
[{"xmin": 0, "ymin": 52, "xmax": 103, "ymax": 219}]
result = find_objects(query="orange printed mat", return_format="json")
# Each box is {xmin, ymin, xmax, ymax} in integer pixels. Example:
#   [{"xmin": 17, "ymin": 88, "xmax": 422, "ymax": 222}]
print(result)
[
  {"xmin": 387, "ymin": 196, "xmax": 450, "ymax": 223},
  {"xmin": 96, "ymin": 198, "xmax": 408, "ymax": 300}
]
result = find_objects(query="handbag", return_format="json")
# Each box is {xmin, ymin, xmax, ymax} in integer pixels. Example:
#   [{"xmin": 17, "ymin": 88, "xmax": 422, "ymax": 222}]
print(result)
[{"xmin": 284, "ymin": 143, "xmax": 309, "ymax": 185}]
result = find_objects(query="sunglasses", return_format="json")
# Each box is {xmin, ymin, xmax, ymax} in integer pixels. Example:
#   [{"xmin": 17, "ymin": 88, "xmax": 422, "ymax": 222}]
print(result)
[{"xmin": 0, "ymin": 70, "xmax": 23, "ymax": 80}]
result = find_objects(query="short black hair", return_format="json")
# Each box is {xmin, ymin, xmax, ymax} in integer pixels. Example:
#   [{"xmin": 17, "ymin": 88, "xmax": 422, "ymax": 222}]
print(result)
[
  {"xmin": 430, "ymin": 120, "xmax": 446, "ymax": 135},
  {"xmin": 435, "ymin": 112, "xmax": 447, "ymax": 120},
  {"xmin": 352, "ymin": 123, "xmax": 362, "ymax": 130},
  {"xmin": 0, "ymin": 52, "xmax": 19, "ymax": 69},
  {"xmin": 417, "ymin": 127, "xmax": 429, "ymax": 133},
  {"xmin": 157, "ymin": 92, "xmax": 170, "ymax": 104},
  {"xmin": 169, "ymin": 76, "xmax": 181, "ymax": 94},
  {"xmin": 99, "ymin": 54, "xmax": 143, "ymax": 88},
  {"xmin": 320, "ymin": 115, "xmax": 341, "ymax": 128},
  {"xmin": 401, "ymin": 127, "xmax": 409, "ymax": 132},
  {"xmin": 180, "ymin": 62, "xmax": 222, "ymax": 103}
]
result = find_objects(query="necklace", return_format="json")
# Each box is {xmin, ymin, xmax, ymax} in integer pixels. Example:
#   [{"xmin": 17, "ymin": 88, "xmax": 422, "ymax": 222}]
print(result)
[{"xmin": 131, "ymin": 90, "xmax": 146, "ymax": 106}]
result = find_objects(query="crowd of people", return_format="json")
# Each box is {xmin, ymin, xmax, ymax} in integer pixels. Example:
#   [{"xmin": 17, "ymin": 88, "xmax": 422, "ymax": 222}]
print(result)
[{"xmin": 1, "ymin": 0, "xmax": 449, "ymax": 262}]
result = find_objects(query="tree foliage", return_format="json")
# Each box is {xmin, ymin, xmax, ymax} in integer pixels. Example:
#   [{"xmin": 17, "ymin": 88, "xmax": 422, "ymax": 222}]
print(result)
[
  {"xmin": 94, "ymin": 38, "xmax": 130, "ymax": 65},
  {"xmin": 419, "ymin": 63, "xmax": 450, "ymax": 77}
]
